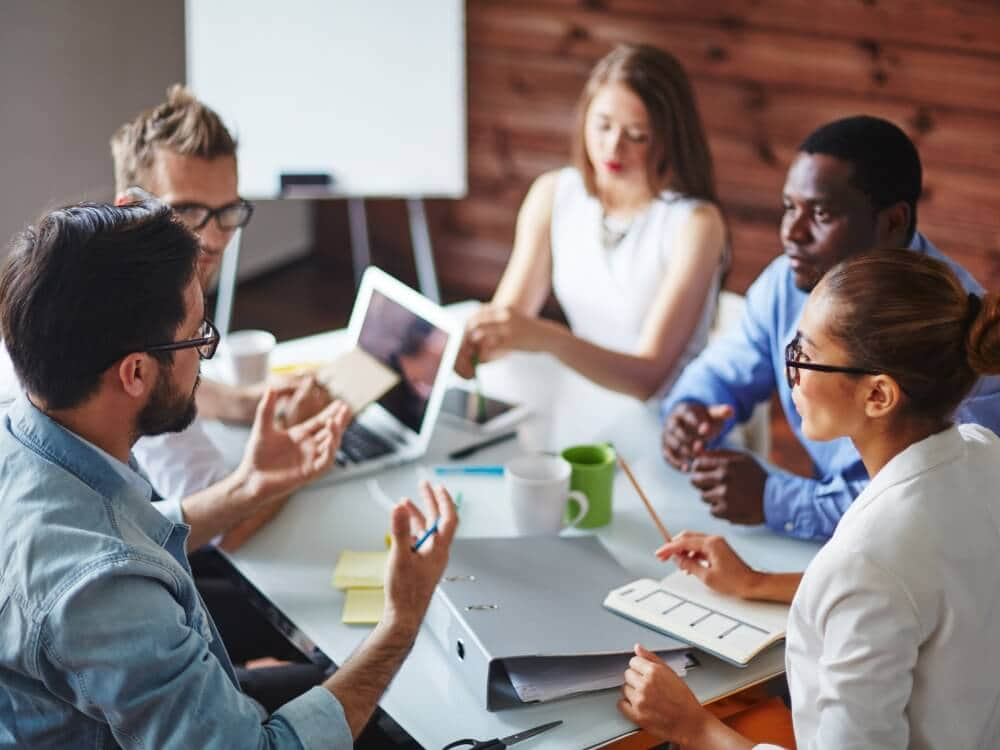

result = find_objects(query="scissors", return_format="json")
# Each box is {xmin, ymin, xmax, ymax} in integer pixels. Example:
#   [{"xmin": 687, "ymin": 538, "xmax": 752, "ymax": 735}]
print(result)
[{"xmin": 442, "ymin": 719, "xmax": 562, "ymax": 749}]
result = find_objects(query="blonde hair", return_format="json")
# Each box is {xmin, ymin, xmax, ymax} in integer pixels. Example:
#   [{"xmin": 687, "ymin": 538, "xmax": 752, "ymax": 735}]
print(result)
[
  {"xmin": 820, "ymin": 251, "xmax": 1000, "ymax": 420},
  {"xmin": 571, "ymin": 43, "xmax": 717, "ymax": 203},
  {"xmin": 110, "ymin": 84, "xmax": 237, "ymax": 194}
]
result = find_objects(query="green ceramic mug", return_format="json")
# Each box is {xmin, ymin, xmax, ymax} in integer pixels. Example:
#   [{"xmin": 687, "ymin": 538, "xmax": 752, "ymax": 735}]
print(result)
[{"xmin": 561, "ymin": 443, "xmax": 616, "ymax": 528}]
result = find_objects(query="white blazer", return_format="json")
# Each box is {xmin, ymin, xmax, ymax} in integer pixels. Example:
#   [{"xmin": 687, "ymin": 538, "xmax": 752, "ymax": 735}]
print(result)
[{"xmin": 759, "ymin": 424, "xmax": 1000, "ymax": 749}]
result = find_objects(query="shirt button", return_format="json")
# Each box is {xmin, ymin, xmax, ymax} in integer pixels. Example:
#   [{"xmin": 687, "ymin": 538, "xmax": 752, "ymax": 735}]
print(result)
[{"xmin": 784, "ymin": 521, "xmax": 795, "ymax": 532}]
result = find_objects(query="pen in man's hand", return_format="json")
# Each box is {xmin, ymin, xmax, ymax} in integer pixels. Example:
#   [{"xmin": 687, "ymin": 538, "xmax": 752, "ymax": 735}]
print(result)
[
  {"xmin": 410, "ymin": 491, "xmax": 461, "ymax": 551},
  {"xmin": 411, "ymin": 516, "xmax": 440, "ymax": 552}
]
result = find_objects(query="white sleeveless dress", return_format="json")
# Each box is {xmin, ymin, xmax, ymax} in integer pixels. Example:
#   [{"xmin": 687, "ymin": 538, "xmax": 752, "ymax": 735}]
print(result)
[{"xmin": 549, "ymin": 167, "xmax": 723, "ymax": 397}]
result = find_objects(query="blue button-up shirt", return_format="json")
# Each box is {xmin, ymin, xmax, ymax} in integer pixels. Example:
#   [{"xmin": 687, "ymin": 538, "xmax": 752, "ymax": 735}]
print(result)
[
  {"xmin": 661, "ymin": 233, "xmax": 1000, "ymax": 541},
  {"xmin": 0, "ymin": 395, "xmax": 351, "ymax": 748}
]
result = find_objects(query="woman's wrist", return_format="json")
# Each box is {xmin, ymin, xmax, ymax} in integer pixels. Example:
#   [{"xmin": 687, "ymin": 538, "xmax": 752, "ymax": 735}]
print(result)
[
  {"xmin": 742, "ymin": 569, "xmax": 772, "ymax": 600},
  {"xmin": 743, "ymin": 570, "xmax": 801, "ymax": 604}
]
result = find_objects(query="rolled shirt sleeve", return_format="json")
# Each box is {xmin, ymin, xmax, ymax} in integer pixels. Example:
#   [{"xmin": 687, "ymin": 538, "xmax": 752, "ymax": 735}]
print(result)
[
  {"xmin": 762, "ymin": 460, "xmax": 869, "ymax": 541},
  {"xmin": 661, "ymin": 259, "xmax": 784, "ymax": 442}
]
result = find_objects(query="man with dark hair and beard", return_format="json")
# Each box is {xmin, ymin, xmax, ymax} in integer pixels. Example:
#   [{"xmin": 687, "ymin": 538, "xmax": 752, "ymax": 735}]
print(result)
[{"xmin": 0, "ymin": 200, "xmax": 458, "ymax": 747}]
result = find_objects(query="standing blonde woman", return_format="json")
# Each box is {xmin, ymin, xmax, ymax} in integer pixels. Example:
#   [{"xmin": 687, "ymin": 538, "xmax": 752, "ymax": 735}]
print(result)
[{"xmin": 459, "ymin": 43, "xmax": 727, "ymax": 399}]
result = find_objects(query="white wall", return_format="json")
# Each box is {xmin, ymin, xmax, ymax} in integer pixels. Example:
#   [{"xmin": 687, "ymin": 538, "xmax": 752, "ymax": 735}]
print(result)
[
  {"xmin": 0, "ymin": 0, "xmax": 310, "ymax": 279},
  {"xmin": 187, "ymin": 0, "xmax": 466, "ymax": 199}
]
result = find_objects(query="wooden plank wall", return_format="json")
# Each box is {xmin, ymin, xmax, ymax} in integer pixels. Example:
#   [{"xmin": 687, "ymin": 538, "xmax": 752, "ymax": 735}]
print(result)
[{"xmin": 381, "ymin": 0, "xmax": 1000, "ymax": 301}]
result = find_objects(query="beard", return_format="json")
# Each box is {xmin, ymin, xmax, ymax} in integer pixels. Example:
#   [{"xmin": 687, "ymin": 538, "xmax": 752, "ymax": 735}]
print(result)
[{"xmin": 136, "ymin": 368, "xmax": 199, "ymax": 437}]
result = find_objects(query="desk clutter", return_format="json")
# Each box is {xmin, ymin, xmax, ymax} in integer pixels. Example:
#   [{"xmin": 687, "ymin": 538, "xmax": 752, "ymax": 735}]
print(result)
[{"xmin": 424, "ymin": 535, "xmax": 691, "ymax": 711}]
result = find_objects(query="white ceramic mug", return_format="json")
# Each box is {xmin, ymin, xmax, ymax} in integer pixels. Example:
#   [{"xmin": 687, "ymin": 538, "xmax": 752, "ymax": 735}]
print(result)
[
  {"xmin": 505, "ymin": 455, "xmax": 590, "ymax": 536},
  {"xmin": 219, "ymin": 329, "xmax": 276, "ymax": 385}
]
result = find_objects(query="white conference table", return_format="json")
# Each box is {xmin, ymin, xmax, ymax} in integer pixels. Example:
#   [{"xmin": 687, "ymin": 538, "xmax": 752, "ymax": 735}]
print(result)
[{"xmin": 206, "ymin": 320, "xmax": 820, "ymax": 750}]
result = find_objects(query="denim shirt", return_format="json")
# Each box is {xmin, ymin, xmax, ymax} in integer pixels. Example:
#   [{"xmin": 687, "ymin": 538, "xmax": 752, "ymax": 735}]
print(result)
[
  {"xmin": 0, "ymin": 396, "xmax": 351, "ymax": 749},
  {"xmin": 661, "ymin": 232, "xmax": 1000, "ymax": 541}
]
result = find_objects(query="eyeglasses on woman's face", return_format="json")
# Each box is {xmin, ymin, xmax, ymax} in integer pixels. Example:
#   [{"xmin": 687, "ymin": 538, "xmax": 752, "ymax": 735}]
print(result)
[{"xmin": 784, "ymin": 332, "xmax": 879, "ymax": 390}]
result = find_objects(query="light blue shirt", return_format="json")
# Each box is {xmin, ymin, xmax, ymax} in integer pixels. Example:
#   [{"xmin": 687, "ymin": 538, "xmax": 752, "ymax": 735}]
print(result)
[
  {"xmin": 0, "ymin": 395, "xmax": 351, "ymax": 748},
  {"xmin": 661, "ymin": 233, "xmax": 1000, "ymax": 541}
]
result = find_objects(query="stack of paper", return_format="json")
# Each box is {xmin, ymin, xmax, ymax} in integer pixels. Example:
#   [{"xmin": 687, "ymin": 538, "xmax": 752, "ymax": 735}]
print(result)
[
  {"xmin": 502, "ymin": 651, "xmax": 695, "ymax": 703},
  {"xmin": 331, "ymin": 550, "xmax": 388, "ymax": 624}
]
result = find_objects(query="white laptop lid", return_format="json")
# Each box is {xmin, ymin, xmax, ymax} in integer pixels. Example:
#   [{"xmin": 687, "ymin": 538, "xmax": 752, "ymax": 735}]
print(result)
[{"xmin": 346, "ymin": 266, "xmax": 461, "ymax": 451}]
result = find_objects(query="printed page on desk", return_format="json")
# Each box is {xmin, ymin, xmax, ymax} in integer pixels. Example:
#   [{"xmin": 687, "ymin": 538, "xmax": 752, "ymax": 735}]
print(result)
[{"xmin": 603, "ymin": 572, "xmax": 789, "ymax": 667}]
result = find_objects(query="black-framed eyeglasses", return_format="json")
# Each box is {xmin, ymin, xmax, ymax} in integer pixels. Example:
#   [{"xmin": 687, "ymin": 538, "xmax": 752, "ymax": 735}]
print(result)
[
  {"xmin": 145, "ymin": 319, "xmax": 220, "ymax": 361},
  {"xmin": 170, "ymin": 199, "xmax": 254, "ymax": 231},
  {"xmin": 784, "ymin": 333, "xmax": 879, "ymax": 389}
]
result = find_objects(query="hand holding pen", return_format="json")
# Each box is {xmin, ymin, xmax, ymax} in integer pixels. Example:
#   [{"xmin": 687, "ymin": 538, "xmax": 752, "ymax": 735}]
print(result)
[{"xmin": 383, "ymin": 481, "xmax": 459, "ymax": 631}]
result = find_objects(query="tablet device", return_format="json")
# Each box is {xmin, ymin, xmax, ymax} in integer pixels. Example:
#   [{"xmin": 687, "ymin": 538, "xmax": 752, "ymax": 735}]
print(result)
[{"xmin": 438, "ymin": 387, "xmax": 530, "ymax": 433}]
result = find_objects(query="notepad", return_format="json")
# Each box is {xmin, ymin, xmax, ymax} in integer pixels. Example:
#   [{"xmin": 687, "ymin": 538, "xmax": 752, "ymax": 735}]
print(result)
[
  {"xmin": 604, "ymin": 571, "xmax": 789, "ymax": 667},
  {"xmin": 342, "ymin": 588, "xmax": 385, "ymax": 624},
  {"xmin": 316, "ymin": 347, "xmax": 400, "ymax": 414},
  {"xmin": 331, "ymin": 550, "xmax": 387, "ymax": 589}
]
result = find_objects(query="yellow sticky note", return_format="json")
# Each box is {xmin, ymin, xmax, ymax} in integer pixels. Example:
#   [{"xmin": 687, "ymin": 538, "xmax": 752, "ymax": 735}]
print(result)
[
  {"xmin": 332, "ymin": 550, "xmax": 387, "ymax": 589},
  {"xmin": 342, "ymin": 588, "xmax": 385, "ymax": 625},
  {"xmin": 270, "ymin": 361, "xmax": 326, "ymax": 375}
]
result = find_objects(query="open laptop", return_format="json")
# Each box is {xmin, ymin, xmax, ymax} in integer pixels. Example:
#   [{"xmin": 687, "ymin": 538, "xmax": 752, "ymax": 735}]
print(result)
[{"xmin": 329, "ymin": 266, "xmax": 461, "ymax": 482}]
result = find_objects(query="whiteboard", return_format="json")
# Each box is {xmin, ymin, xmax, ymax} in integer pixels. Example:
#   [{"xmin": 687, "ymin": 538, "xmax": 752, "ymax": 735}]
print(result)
[{"xmin": 186, "ymin": 0, "xmax": 466, "ymax": 199}]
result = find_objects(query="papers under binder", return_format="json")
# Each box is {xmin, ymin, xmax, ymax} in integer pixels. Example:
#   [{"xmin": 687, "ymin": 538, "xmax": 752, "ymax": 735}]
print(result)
[
  {"xmin": 503, "ymin": 650, "xmax": 697, "ymax": 704},
  {"xmin": 604, "ymin": 571, "xmax": 789, "ymax": 667}
]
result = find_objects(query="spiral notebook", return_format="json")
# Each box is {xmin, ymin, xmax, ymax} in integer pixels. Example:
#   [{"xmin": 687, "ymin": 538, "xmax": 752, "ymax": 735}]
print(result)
[{"xmin": 604, "ymin": 571, "xmax": 789, "ymax": 667}]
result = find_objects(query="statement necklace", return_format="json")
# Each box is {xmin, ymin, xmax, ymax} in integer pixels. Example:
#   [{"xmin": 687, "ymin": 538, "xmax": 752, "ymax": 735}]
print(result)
[{"xmin": 600, "ymin": 212, "xmax": 633, "ymax": 250}]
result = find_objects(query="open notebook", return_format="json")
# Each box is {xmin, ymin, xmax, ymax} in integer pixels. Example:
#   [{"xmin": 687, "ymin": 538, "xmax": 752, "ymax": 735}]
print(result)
[{"xmin": 604, "ymin": 571, "xmax": 789, "ymax": 667}]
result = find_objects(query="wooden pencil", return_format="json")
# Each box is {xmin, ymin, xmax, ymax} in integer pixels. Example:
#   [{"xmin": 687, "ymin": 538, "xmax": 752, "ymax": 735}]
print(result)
[{"xmin": 617, "ymin": 455, "xmax": 672, "ymax": 543}]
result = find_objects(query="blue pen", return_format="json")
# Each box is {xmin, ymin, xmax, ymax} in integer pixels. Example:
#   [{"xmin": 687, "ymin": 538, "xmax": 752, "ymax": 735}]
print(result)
[
  {"xmin": 411, "ymin": 492, "xmax": 461, "ymax": 552},
  {"xmin": 433, "ymin": 465, "xmax": 504, "ymax": 476}
]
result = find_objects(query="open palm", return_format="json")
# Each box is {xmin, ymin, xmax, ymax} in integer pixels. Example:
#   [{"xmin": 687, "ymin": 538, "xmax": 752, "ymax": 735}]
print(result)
[{"xmin": 239, "ymin": 388, "xmax": 351, "ymax": 503}]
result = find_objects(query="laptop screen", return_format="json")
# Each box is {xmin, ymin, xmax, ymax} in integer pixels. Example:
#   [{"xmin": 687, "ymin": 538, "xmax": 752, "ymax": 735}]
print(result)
[{"xmin": 357, "ymin": 290, "xmax": 451, "ymax": 434}]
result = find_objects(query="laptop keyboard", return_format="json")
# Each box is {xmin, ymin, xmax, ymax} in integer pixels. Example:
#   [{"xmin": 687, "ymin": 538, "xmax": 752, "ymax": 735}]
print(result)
[{"xmin": 337, "ymin": 422, "xmax": 396, "ymax": 465}]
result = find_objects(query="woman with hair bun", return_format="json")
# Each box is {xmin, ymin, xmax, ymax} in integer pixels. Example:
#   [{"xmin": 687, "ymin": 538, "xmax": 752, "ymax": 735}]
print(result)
[
  {"xmin": 458, "ymin": 43, "xmax": 727, "ymax": 399},
  {"xmin": 619, "ymin": 251, "xmax": 1000, "ymax": 748}
]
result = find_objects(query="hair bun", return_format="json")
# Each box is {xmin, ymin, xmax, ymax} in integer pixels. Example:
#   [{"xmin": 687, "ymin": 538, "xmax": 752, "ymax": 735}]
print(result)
[{"xmin": 966, "ymin": 291, "xmax": 1000, "ymax": 376}]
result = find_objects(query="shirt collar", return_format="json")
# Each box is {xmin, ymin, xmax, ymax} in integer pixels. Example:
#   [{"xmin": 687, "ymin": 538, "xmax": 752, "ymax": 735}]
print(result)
[
  {"xmin": 840, "ymin": 424, "xmax": 964, "ymax": 527},
  {"xmin": 72, "ymin": 430, "xmax": 152, "ymax": 499},
  {"xmin": 5, "ymin": 394, "xmax": 177, "ymax": 546},
  {"xmin": 909, "ymin": 229, "xmax": 930, "ymax": 253}
]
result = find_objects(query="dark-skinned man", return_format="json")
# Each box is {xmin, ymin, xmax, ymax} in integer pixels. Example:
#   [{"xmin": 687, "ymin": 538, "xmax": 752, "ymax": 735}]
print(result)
[{"xmin": 660, "ymin": 116, "xmax": 1000, "ymax": 540}]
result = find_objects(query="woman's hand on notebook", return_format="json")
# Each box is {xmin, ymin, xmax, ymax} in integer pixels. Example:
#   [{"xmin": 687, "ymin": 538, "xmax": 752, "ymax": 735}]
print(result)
[
  {"xmin": 656, "ymin": 532, "xmax": 761, "ymax": 598},
  {"xmin": 656, "ymin": 532, "xmax": 803, "ymax": 604}
]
